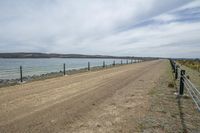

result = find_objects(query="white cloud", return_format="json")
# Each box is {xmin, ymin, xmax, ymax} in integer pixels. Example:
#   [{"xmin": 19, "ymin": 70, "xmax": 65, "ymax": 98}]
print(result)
[
  {"xmin": 153, "ymin": 14, "xmax": 177, "ymax": 22},
  {"xmin": 0, "ymin": 0, "xmax": 199, "ymax": 58}
]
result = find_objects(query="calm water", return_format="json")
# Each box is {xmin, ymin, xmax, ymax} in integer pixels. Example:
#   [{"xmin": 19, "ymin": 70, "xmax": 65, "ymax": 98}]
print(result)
[{"xmin": 0, "ymin": 58, "xmax": 133, "ymax": 79}]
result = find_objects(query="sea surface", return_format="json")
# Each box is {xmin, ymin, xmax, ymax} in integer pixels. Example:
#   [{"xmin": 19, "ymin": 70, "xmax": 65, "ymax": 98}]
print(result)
[{"xmin": 0, "ymin": 58, "xmax": 133, "ymax": 79}]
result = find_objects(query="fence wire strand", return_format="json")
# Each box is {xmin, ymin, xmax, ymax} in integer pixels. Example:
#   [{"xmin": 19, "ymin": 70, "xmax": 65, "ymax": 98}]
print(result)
[
  {"xmin": 183, "ymin": 75, "xmax": 200, "ymax": 111},
  {"xmin": 184, "ymin": 80, "xmax": 200, "ymax": 103},
  {"xmin": 184, "ymin": 83, "xmax": 200, "ymax": 111},
  {"xmin": 171, "ymin": 60, "xmax": 200, "ymax": 112}
]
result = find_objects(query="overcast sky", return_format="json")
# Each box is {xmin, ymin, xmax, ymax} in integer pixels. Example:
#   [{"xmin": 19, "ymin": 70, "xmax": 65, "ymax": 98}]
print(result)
[{"xmin": 0, "ymin": 0, "xmax": 200, "ymax": 58}]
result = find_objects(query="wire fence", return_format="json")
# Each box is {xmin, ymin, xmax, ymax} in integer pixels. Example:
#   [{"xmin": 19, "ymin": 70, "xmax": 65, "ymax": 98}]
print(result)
[
  {"xmin": 0, "ymin": 59, "xmax": 142, "ymax": 83},
  {"xmin": 0, "ymin": 64, "xmax": 63, "ymax": 80},
  {"xmin": 170, "ymin": 59, "xmax": 200, "ymax": 112},
  {"xmin": 183, "ymin": 75, "xmax": 200, "ymax": 111}
]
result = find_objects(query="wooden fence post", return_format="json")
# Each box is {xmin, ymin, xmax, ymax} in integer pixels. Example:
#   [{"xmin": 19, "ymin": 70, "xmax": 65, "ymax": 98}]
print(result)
[
  {"xmin": 179, "ymin": 70, "xmax": 185, "ymax": 95},
  {"xmin": 113, "ymin": 60, "xmax": 115, "ymax": 66},
  {"xmin": 121, "ymin": 60, "xmax": 123, "ymax": 65},
  {"xmin": 20, "ymin": 66, "xmax": 23, "ymax": 82},
  {"xmin": 173, "ymin": 62, "xmax": 176, "ymax": 73},
  {"xmin": 175, "ymin": 65, "xmax": 178, "ymax": 80},
  {"xmin": 88, "ymin": 62, "xmax": 90, "ymax": 71},
  {"xmin": 63, "ymin": 63, "xmax": 66, "ymax": 75},
  {"xmin": 103, "ymin": 61, "xmax": 105, "ymax": 68},
  {"xmin": 171, "ymin": 61, "xmax": 175, "ymax": 73}
]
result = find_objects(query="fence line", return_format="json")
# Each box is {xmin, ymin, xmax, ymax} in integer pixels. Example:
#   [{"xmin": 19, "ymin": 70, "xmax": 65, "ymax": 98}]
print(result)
[
  {"xmin": 0, "ymin": 59, "xmax": 143, "ymax": 82},
  {"xmin": 184, "ymin": 78, "xmax": 200, "ymax": 111},
  {"xmin": 170, "ymin": 59, "xmax": 200, "ymax": 111}
]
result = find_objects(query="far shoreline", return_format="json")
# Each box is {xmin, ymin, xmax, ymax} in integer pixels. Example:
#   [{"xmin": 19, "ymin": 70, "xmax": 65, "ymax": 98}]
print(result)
[{"xmin": 0, "ymin": 52, "xmax": 157, "ymax": 60}]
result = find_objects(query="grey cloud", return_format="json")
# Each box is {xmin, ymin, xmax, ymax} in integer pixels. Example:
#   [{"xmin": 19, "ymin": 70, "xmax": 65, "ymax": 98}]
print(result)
[{"xmin": 0, "ymin": 0, "xmax": 199, "ymax": 58}]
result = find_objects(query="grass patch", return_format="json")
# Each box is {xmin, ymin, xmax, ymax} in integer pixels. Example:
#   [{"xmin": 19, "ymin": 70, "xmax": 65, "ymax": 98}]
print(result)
[
  {"xmin": 168, "ymin": 82, "xmax": 175, "ymax": 88},
  {"xmin": 177, "ymin": 59, "xmax": 200, "ymax": 72},
  {"xmin": 137, "ymin": 60, "xmax": 200, "ymax": 133}
]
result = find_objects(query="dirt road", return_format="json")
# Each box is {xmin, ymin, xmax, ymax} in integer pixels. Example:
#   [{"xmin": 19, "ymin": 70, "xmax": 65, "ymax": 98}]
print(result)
[{"xmin": 0, "ymin": 60, "xmax": 167, "ymax": 133}]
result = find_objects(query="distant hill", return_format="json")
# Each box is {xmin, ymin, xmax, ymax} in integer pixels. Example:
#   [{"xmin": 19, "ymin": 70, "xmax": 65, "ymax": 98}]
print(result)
[{"xmin": 0, "ymin": 52, "xmax": 137, "ymax": 59}]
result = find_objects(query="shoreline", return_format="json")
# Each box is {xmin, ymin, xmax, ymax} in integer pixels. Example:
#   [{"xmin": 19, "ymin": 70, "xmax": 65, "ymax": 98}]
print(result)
[{"xmin": 0, "ymin": 63, "xmax": 127, "ymax": 88}]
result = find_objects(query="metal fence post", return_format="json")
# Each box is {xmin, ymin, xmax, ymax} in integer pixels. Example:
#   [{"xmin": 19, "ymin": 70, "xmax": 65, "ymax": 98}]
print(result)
[
  {"xmin": 63, "ymin": 63, "xmax": 66, "ymax": 75},
  {"xmin": 179, "ymin": 70, "xmax": 185, "ymax": 95},
  {"xmin": 20, "ymin": 66, "xmax": 23, "ymax": 82},
  {"xmin": 88, "ymin": 62, "xmax": 90, "ymax": 71}
]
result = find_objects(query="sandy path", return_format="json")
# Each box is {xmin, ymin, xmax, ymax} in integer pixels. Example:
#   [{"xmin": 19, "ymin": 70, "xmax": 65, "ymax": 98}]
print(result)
[{"xmin": 0, "ymin": 60, "xmax": 167, "ymax": 133}]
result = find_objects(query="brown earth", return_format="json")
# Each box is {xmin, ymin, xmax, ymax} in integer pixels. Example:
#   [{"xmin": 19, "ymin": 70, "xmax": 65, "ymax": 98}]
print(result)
[{"xmin": 1, "ymin": 60, "xmax": 197, "ymax": 133}]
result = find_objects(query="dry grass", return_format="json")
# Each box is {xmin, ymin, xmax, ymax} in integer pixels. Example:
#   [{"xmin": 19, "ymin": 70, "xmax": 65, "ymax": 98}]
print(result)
[
  {"xmin": 177, "ymin": 61, "xmax": 200, "ymax": 90},
  {"xmin": 137, "ymin": 60, "xmax": 200, "ymax": 133},
  {"xmin": 177, "ymin": 59, "xmax": 200, "ymax": 72}
]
